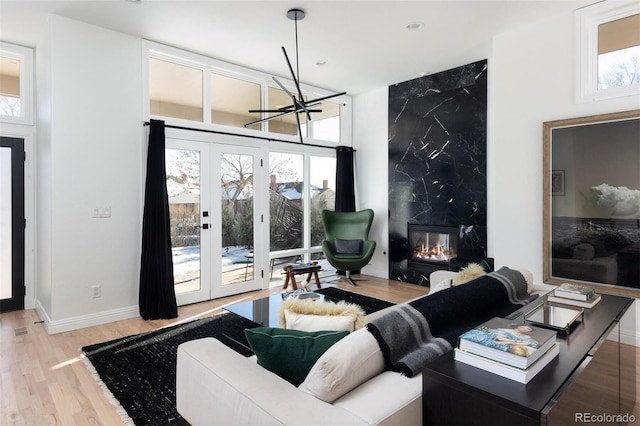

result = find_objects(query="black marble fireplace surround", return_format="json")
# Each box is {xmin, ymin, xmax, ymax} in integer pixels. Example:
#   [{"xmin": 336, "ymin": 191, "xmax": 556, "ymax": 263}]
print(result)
[{"xmin": 389, "ymin": 60, "xmax": 488, "ymax": 286}]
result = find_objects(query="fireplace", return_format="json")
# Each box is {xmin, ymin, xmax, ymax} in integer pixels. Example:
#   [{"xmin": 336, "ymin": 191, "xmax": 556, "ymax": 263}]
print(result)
[{"xmin": 408, "ymin": 224, "xmax": 458, "ymax": 269}]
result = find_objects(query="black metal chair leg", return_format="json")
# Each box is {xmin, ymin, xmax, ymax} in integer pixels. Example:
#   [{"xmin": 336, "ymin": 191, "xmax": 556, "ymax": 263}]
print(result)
[{"xmin": 346, "ymin": 270, "xmax": 357, "ymax": 286}]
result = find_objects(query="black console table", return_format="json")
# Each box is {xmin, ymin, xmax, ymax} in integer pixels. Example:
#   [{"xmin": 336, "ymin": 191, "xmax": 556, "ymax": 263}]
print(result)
[{"xmin": 422, "ymin": 294, "xmax": 636, "ymax": 426}]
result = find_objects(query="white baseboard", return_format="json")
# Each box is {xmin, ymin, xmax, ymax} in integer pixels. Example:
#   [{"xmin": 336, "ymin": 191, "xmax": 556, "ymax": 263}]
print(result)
[
  {"xmin": 362, "ymin": 265, "xmax": 388, "ymax": 280},
  {"xmin": 619, "ymin": 326, "xmax": 638, "ymax": 347},
  {"xmin": 35, "ymin": 301, "xmax": 139, "ymax": 334}
]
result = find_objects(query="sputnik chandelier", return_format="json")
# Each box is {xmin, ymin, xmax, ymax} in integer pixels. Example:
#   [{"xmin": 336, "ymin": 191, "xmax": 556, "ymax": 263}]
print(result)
[{"xmin": 245, "ymin": 8, "xmax": 346, "ymax": 143}]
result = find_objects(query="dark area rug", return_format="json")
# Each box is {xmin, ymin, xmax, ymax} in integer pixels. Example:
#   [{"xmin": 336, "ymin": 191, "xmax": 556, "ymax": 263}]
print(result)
[
  {"xmin": 82, "ymin": 288, "xmax": 394, "ymax": 426},
  {"xmin": 315, "ymin": 286, "xmax": 395, "ymax": 314},
  {"xmin": 83, "ymin": 312, "xmax": 259, "ymax": 426}
]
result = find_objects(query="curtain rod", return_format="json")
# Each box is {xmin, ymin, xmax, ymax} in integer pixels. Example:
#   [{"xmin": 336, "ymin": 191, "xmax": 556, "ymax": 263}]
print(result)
[{"xmin": 143, "ymin": 121, "xmax": 354, "ymax": 151}]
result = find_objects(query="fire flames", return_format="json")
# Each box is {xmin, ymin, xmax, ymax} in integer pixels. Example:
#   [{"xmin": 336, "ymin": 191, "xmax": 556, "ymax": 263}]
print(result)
[{"xmin": 414, "ymin": 241, "xmax": 449, "ymax": 262}]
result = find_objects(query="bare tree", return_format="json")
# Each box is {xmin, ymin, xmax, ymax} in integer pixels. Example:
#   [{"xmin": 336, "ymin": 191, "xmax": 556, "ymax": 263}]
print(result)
[
  {"xmin": 599, "ymin": 55, "xmax": 640, "ymax": 89},
  {"xmin": 0, "ymin": 96, "xmax": 20, "ymax": 117}
]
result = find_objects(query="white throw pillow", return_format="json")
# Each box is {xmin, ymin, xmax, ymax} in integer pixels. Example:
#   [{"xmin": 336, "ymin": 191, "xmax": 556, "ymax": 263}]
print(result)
[
  {"xmin": 278, "ymin": 299, "xmax": 366, "ymax": 331},
  {"xmin": 284, "ymin": 310, "xmax": 357, "ymax": 332},
  {"xmin": 428, "ymin": 279, "xmax": 452, "ymax": 295},
  {"xmin": 299, "ymin": 327, "xmax": 385, "ymax": 403},
  {"xmin": 518, "ymin": 268, "xmax": 534, "ymax": 294}
]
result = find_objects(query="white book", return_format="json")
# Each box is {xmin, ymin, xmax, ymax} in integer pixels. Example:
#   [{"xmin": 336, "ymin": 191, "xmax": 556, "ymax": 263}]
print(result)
[
  {"xmin": 457, "ymin": 317, "xmax": 557, "ymax": 369},
  {"xmin": 554, "ymin": 283, "xmax": 595, "ymax": 301},
  {"xmin": 547, "ymin": 294, "xmax": 601, "ymax": 308},
  {"xmin": 454, "ymin": 344, "xmax": 560, "ymax": 384}
]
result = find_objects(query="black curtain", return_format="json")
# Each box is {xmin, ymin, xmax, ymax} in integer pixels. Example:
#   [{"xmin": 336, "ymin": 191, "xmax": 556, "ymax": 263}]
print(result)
[
  {"xmin": 139, "ymin": 119, "xmax": 178, "ymax": 320},
  {"xmin": 335, "ymin": 146, "xmax": 355, "ymax": 212}
]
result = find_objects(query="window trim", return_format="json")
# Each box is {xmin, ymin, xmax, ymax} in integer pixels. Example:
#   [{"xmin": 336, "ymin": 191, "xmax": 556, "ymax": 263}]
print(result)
[
  {"xmin": 0, "ymin": 42, "xmax": 34, "ymax": 125},
  {"xmin": 575, "ymin": 1, "xmax": 640, "ymax": 102},
  {"xmin": 144, "ymin": 40, "xmax": 351, "ymax": 145}
]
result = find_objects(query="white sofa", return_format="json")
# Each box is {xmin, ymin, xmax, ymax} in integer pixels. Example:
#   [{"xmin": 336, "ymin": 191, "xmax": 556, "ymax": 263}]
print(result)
[{"xmin": 176, "ymin": 269, "xmax": 553, "ymax": 426}]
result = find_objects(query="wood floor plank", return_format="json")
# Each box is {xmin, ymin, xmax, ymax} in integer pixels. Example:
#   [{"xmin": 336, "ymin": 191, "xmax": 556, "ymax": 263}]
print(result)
[{"xmin": 0, "ymin": 275, "xmax": 637, "ymax": 425}]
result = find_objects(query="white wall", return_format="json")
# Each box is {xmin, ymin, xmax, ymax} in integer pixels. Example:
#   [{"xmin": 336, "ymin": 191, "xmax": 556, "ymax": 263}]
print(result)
[
  {"xmin": 354, "ymin": 10, "xmax": 639, "ymax": 340},
  {"xmin": 353, "ymin": 87, "xmax": 389, "ymax": 278},
  {"xmin": 492, "ymin": 11, "xmax": 639, "ymax": 344},
  {"xmin": 36, "ymin": 16, "xmax": 143, "ymax": 332}
]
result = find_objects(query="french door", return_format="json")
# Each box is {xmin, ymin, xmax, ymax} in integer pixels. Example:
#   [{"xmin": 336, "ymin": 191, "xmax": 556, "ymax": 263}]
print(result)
[
  {"xmin": 0, "ymin": 137, "xmax": 25, "ymax": 312},
  {"xmin": 166, "ymin": 138, "xmax": 266, "ymax": 305}
]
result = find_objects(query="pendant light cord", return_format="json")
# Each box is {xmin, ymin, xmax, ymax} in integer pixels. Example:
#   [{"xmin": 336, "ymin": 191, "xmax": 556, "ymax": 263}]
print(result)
[{"xmin": 294, "ymin": 13, "xmax": 300, "ymax": 87}]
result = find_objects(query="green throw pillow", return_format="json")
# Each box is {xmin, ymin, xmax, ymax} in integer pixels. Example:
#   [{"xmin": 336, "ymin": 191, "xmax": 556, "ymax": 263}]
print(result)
[{"xmin": 244, "ymin": 327, "xmax": 349, "ymax": 386}]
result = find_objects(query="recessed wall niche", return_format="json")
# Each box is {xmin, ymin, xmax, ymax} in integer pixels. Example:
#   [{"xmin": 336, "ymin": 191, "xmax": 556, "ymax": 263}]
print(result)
[{"xmin": 388, "ymin": 59, "xmax": 488, "ymax": 286}]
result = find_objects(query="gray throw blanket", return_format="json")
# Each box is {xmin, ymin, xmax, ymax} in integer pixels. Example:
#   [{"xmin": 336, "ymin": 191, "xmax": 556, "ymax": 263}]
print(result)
[{"xmin": 367, "ymin": 266, "xmax": 538, "ymax": 377}]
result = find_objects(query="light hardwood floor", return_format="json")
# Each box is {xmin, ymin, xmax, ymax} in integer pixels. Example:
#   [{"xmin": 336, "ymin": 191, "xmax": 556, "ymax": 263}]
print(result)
[{"xmin": 1, "ymin": 275, "xmax": 638, "ymax": 425}]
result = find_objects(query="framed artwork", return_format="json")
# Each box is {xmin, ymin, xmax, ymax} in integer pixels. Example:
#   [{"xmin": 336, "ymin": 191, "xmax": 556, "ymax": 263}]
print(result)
[
  {"xmin": 551, "ymin": 170, "xmax": 565, "ymax": 196},
  {"xmin": 543, "ymin": 109, "xmax": 640, "ymax": 298}
]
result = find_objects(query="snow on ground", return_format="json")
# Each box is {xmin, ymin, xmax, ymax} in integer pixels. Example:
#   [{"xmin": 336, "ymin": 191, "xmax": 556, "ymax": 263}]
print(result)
[{"xmin": 172, "ymin": 245, "xmax": 252, "ymax": 275}]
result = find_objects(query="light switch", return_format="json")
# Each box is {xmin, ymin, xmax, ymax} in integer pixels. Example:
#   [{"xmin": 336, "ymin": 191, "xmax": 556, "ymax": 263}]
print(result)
[{"xmin": 92, "ymin": 207, "xmax": 111, "ymax": 218}]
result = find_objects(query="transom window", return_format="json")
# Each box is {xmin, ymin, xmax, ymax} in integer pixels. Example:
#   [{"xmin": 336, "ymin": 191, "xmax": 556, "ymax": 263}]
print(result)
[
  {"xmin": 597, "ymin": 13, "xmax": 640, "ymax": 90},
  {"xmin": 576, "ymin": 1, "xmax": 640, "ymax": 101},
  {"xmin": 0, "ymin": 42, "xmax": 34, "ymax": 125},
  {"xmin": 146, "ymin": 41, "xmax": 350, "ymax": 144}
]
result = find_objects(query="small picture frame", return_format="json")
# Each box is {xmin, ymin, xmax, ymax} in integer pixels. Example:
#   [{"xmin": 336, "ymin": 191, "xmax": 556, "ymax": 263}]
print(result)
[{"xmin": 551, "ymin": 170, "xmax": 565, "ymax": 196}]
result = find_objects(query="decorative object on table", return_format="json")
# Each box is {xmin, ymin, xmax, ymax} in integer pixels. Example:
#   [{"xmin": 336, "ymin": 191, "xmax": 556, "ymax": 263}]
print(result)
[
  {"xmin": 547, "ymin": 293, "xmax": 602, "ymax": 308},
  {"xmin": 278, "ymin": 298, "xmax": 366, "ymax": 332},
  {"xmin": 524, "ymin": 303, "xmax": 584, "ymax": 334},
  {"xmin": 457, "ymin": 317, "xmax": 557, "ymax": 369},
  {"xmin": 321, "ymin": 209, "xmax": 376, "ymax": 285},
  {"xmin": 553, "ymin": 283, "xmax": 596, "ymax": 301},
  {"xmin": 454, "ymin": 344, "xmax": 559, "ymax": 384},
  {"xmin": 281, "ymin": 289, "xmax": 320, "ymax": 300}
]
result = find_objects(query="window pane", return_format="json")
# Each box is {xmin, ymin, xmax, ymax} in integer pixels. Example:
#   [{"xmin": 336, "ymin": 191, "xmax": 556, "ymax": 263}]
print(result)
[
  {"xmin": 166, "ymin": 149, "xmax": 202, "ymax": 295},
  {"xmin": 150, "ymin": 58, "xmax": 203, "ymax": 122},
  {"xmin": 0, "ymin": 147, "xmax": 12, "ymax": 298},
  {"xmin": 269, "ymin": 152, "xmax": 304, "ymax": 250},
  {"xmin": 267, "ymin": 87, "xmax": 306, "ymax": 136},
  {"xmin": 597, "ymin": 13, "xmax": 640, "ymax": 90},
  {"xmin": 211, "ymin": 73, "xmax": 261, "ymax": 128},
  {"xmin": 221, "ymin": 153, "xmax": 255, "ymax": 284},
  {"xmin": 312, "ymin": 101, "xmax": 340, "ymax": 142},
  {"xmin": 310, "ymin": 156, "xmax": 336, "ymax": 246},
  {"xmin": 0, "ymin": 56, "xmax": 20, "ymax": 117}
]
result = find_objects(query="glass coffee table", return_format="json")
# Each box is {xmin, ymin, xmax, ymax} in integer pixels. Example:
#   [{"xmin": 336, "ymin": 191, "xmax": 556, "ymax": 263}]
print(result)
[{"xmin": 224, "ymin": 293, "xmax": 325, "ymax": 327}]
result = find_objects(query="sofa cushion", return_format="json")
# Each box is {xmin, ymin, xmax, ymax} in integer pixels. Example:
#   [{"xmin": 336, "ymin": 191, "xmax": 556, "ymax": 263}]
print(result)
[
  {"xmin": 299, "ymin": 327, "xmax": 385, "ymax": 403},
  {"xmin": 244, "ymin": 327, "xmax": 349, "ymax": 386},
  {"xmin": 278, "ymin": 299, "xmax": 366, "ymax": 332}
]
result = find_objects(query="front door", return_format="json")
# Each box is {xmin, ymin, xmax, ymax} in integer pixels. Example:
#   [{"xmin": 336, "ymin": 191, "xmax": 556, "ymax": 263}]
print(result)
[
  {"xmin": 166, "ymin": 138, "xmax": 265, "ymax": 305},
  {"xmin": 0, "ymin": 137, "xmax": 25, "ymax": 312}
]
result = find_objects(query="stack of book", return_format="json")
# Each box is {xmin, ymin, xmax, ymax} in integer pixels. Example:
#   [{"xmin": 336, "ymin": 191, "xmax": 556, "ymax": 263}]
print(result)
[
  {"xmin": 547, "ymin": 283, "xmax": 601, "ymax": 308},
  {"xmin": 454, "ymin": 317, "xmax": 559, "ymax": 384}
]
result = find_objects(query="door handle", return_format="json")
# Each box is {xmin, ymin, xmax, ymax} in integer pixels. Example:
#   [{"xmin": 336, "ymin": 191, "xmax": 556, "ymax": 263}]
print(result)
[{"xmin": 195, "ymin": 224, "xmax": 210, "ymax": 230}]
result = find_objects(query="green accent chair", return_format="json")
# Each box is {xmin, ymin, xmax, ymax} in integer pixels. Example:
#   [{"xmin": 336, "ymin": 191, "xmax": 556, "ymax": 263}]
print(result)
[{"xmin": 321, "ymin": 209, "xmax": 376, "ymax": 286}]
